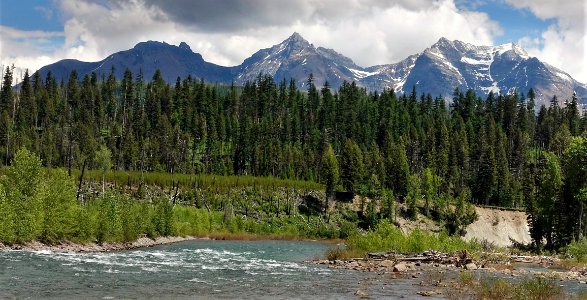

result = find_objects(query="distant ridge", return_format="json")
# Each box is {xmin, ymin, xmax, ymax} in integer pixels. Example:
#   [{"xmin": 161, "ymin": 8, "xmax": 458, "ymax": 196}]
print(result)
[{"xmin": 37, "ymin": 33, "xmax": 587, "ymax": 106}]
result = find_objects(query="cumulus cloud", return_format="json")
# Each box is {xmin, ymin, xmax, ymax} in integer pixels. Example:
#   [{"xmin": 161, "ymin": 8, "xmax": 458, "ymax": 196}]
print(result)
[
  {"xmin": 0, "ymin": 26, "xmax": 65, "ymax": 83},
  {"xmin": 506, "ymin": 0, "xmax": 587, "ymax": 83}
]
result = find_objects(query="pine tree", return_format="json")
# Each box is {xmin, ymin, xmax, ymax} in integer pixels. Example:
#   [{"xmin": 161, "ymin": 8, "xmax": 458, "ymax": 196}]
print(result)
[
  {"xmin": 340, "ymin": 139, "xmax": 364, "ymax": 194},
  {"xmin": 321, "ymin": 144, "xmax": 339, "ymax": 215},
  {"xmin": 384, "ymin": 136, "xmax": 410, "ymax": 199},
  {"xmin": 406, "ymin": 173, "xmax": 421, "ymax": 219},
  {"xmin": 0, "ymin": 66, "xmax": 14, "ymax": 165}
]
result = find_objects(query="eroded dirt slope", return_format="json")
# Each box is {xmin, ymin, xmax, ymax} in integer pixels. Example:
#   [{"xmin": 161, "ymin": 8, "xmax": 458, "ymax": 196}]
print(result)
[{"xmin": 464, "ymin": 207, "xmax": 530, "ymax": 247}]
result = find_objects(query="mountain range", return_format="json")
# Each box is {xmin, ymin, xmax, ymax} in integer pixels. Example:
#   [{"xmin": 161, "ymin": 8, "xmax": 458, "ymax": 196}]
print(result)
[{"xmin": 37, "ymin": 32, "xmax": 587, "ymax": 106}]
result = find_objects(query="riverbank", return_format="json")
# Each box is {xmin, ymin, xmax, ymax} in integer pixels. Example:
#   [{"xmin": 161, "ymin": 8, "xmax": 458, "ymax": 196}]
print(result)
[
  {"xmin": 313, "ymin": 250, "xmax": 587, "ymax": 298},
  {"xmin": 0, "ymin": 236, "xmax": 200, "ymax": 252},
  {"xmin": 0, "ymin": 233, "xmax": 342, "ymax": 253}
]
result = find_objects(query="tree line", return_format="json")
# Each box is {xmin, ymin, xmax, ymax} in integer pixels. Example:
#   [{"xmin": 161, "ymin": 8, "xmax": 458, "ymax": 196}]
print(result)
[{"xmin": 1, "ymin": 66, "xmax": 586, "ymax": 250}]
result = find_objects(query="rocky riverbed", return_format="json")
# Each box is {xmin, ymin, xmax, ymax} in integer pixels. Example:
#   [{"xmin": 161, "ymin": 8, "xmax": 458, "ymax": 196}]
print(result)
[{"xmin": 312, "ymin": 250, "xmax": 587, "ymax": 297}]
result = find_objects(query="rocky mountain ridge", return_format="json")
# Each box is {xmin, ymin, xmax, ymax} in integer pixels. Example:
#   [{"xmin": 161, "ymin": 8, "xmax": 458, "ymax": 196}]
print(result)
[{"xmin": 36, "ymin": 33, "xmax": 587, "ymax": 106}]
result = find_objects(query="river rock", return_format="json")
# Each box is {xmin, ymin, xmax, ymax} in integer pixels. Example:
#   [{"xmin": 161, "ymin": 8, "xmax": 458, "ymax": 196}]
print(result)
[
  {"xmin": 354, "ymin": 289, "xmax": 369, "ymax": 298},
  {"xmin": 464, "ymin": 263, "xmax": 477, "ymax": 270},
  {"xmin": 393, "ymin": 263, "xmax": 408, "ymax": 272},
  {"xmin": 380, "ymin": 260, "xmax": 394, "ymax": 268},
  {"xmin": 348, "ymin": 261, "xmax": 360, "ymax": 268},
  {"xmin": 417, "ymin": 290, "xmax": 441, "ymax": 297}
]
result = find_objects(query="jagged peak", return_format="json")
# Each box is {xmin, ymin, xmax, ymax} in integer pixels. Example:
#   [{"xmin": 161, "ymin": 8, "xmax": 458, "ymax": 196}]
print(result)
[
  {"xmin": 437, "ymin": 37, "xmax": 451, "ymax": 44},
  {"xmin": 178, "ymin": 42, "xmax": 191, "ymax": 52},
  {"xmin": 433, "ymin": 37, "xmax": 454, "ymax": 48},
  {"xmin": 494, "ymin": 42, "xmax": 529, "ymax": 58},
  {"xmin": 282, "ymin": 32, "xmax": 311, "ymax": 47},
  {"xmin": 133, "ymin": 40, "xmax": 168, "ymax": 49},
  {"xmin": 289, "ymin": 32, "xmax": 306, "ymax": 41}
]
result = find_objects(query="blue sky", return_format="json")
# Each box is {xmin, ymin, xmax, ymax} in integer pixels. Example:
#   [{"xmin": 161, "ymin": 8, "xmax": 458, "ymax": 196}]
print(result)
[
  {"xmin": 2, "ymin": 0, "xmax": 63, "ymax": 32},
  {"xmin": 455, "ymin": 0, "xmax": 556, "ymax": 45},
  {"xmin": 0, "ymin": 0, "xmax": 585, "ymax": 83}
]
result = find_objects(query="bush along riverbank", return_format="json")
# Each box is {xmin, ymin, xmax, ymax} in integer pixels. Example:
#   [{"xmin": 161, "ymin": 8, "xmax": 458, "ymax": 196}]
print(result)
[{"xmin": 0, "ymin": 148, "xmax": 349, "ymax": 250}]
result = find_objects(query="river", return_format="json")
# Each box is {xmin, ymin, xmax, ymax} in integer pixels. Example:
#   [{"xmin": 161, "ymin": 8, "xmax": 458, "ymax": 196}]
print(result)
[{"xmin": 0, "ymin": 239, "xmax": 435, "ymax": 299}]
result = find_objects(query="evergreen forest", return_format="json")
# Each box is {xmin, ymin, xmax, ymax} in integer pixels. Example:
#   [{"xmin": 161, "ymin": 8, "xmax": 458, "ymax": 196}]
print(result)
[{"xmin": 1, "ymin": 66, "xmax": 587, "ymax": 250}]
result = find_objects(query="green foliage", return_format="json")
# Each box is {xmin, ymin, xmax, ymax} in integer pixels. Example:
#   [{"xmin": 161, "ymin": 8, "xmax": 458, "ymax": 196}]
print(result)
[
  {"xmin": 321, "ymin": 143, "xmax": 339, "ymax": 206},
  {"xmin": 514, "ymin": 277, "xmax": 564, "ymax": 300},
  {"xmin": 2, "ymin": 68, "xmax": 587, "ymax": 250},
  {"xmin": 525, "ymin": 150, "xmax": 563, "ymax": 249},
  {"xmin": 96, "ymin": 193, "xmax": 124, "ymax": 243},
  {"xmin": 39, "ymin": 169, "xmax": 78, "ymax": 243},
  {"xmin": 0, "ymin": 184, "xmax": 15, "ymax": 243},
  {"xmin": 95, "ymin": 145, "xmax": 113, "ymax": 174},
  {"xmin": 0, "ymin": 152, "xmax": 348, "ymax": 245},
  {"xmin": 565, "ymin": 238, "xmax": 587, "ymax": 262},
  {"xmin": 475, "ymin": 278, "xmax": 513, "ymax": 299},
  {"xmin": 347, "ymin": 220, "xmax": 481, "ymax": 254},
  {"xmin": 406, "ymin": 174, "xmax": 421, "ymax": 219},
  {"xmin": 421, "ymin": 168, "xmax": 437, "ymax": 217},
  {"xmin": 445, "ymin": 189, "xmax": 478, "ymax": 236},
  {"xmin": 73, "ymin": 204, "xmax": 98, "ymax": 243},
  {"xmin": 382, "ymin": 188, "xmax": 394, "ymax": 222},
  {"xmin": 153, "ymin": 197, "xmax": 175, "ymax": 236},
  {"xmin": 4, "ymin": 148, "xmax": 43, "ymax": 242},
  {"xmin": 340, "ymin": 139, "xmax": 364, "ymax": 194},
  {"xmin": 474, "ymin": 276, "xmax": 566, "ymax": 300}
]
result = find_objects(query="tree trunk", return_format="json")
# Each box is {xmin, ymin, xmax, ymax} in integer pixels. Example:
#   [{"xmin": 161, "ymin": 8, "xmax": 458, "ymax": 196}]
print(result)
[
  {"xmin": 76, "ymin": 158, "xmax": 87, "ymax": 202},
  {"xmin": 578, "ymin": 202, "xmax": 584, "ymax": 241}
]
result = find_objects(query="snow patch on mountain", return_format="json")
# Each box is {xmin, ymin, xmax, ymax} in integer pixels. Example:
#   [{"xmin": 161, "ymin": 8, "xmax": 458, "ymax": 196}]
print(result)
[{"xmin": 348, "ymin": 68, "xmax": 377, "ymax": 79}]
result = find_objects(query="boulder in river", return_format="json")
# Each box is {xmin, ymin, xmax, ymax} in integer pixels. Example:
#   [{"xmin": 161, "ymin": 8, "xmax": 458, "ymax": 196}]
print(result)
[
  {"xmin": 393, "ymin": 263, "xmax": 408, "ymax": 272},
  {"xmin": 380, "ymin": 260, "xmax": 394, "ymax": 268},
  {"xmin": 354, "ymin": 289, "xmax": 369, "ymax": 298}
]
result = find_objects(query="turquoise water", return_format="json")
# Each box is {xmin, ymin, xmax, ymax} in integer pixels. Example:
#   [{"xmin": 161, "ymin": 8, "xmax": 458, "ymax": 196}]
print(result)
[{"xmin": 0, "ymin": 240, "xmax": 430, "ymax": 299}]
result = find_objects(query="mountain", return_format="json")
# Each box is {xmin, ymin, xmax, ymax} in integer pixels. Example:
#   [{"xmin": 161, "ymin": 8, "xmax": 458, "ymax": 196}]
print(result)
[
  {"xmin": 362, "ymin": 37, "xmax": 587, "ymax": 105},
  {"xmin": 234, "ymin": 32, "xmax": 362, "ymax": 88},
  {"xmin": 36, "ymin": 34, "xmax": 587, "ymax": 106},
  {"xmin": 37, "ymin": 41, "xmax": 232, "ymax": 83}
]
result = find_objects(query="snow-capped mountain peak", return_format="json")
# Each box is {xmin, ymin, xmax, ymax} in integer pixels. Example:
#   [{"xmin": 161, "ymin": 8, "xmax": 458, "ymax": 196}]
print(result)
[
  {"xmin": 36, "ymin": 34, "xmax": 587, "ymax": 105},
  {"xmin": 493, "ymin": 42, "xmax": 530, "ymax": 59}
]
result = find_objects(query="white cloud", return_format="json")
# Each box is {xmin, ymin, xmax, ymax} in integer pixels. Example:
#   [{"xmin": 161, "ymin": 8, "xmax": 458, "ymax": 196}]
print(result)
[
  {"xmin": 506, "ymin": 0, "xmax": 587, "ymax": 83},
  {"xmin": 0, "ymin": 26, "xmax": 66, "ymax": 83}
]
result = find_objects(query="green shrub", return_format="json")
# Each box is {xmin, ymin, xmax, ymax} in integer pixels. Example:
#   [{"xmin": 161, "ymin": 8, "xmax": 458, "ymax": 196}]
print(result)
[
  {"xmin": 476, "ymin": 277, "xmax": 512, "ymax": 299},
  {"xmin": 474, "ymin": 276, "xmax": 565, "ymax": 300},
  {"xmin": 514, "ymin": 276, "xmax": 564, "ymax": 300},
  {"xmin": 0, "ymin": 184, "xmax": 15, "ymax": 243},
  {"xmin": 565, "ymin": 238, "xmax": 587, "ymax": 262},
  {"xmin": 96, "ymin": 193, "xmax": 123, "ymax": 243},
  {"xmin": 153, "ymin": 197, "xmax": 175, "ymax": 236},
  {"xmin": 73, "ymin": 204, "xmax": 98, "ymax": 243},
  {"xmin": 39, "ymin": 169, "xmax": 78, "ymax": 244},
  {"xmin": 5, "ymin": 148, "xmax": 43, "ymax": 242}
]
